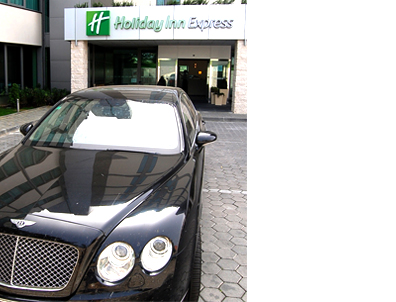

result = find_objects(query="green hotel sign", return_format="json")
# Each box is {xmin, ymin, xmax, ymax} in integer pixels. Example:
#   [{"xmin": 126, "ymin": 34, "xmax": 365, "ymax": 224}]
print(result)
[
  {"xmin": 86, "ymin": 10, "xmax": 234, "ymax": 36},
  {"xmin": 86, "ymin": 11, "xmax": 111, "ymax": 36},
  {"xmin": 113, "ymin": 15, "xmax": 233, "ymax": 32},
  {"xmin": 64, "ymin": 6, "xmax": 246, "ymax": 41}
]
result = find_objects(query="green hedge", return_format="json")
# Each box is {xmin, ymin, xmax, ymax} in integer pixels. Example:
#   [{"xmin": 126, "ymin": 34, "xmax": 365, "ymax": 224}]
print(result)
[{"xmin": 8, "ymin": 85, "xmax": 70, "ymax": 108}]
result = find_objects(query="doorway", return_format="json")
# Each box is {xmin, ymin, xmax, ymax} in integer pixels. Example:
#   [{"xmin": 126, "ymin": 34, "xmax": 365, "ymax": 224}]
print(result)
[{"xmin": 177, "ymin": 59, "xmax": 209, "ymax": 103}]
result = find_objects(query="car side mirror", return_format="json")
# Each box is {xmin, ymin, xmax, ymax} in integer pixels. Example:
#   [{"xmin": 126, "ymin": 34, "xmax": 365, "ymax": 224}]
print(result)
[
  {"xmin": 20, "ymin": 122, "xmax": 33, "ymax": 136},
  {"xmin": 196, "ymin": 131, "xmax": 217, "ymax": 147}
]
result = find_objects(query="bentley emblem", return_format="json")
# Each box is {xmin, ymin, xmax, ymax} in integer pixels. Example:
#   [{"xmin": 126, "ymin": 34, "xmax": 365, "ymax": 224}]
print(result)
[{"xmin": 10, "ymin": 219, "xmax": 36, "ymax": 229}]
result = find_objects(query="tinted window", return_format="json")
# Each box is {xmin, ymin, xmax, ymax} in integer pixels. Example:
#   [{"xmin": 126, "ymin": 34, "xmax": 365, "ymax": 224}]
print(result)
[{"xmin": 25, "ymin": 98, "xmax": 183, "ymax": 155}]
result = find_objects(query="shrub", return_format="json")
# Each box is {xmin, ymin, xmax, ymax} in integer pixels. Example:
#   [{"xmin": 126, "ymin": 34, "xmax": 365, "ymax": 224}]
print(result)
[
  {"xmin": 8, "ymin": 84, "xmax": 20, "ymax": 106},
  {"xmin": 7, "ymin": 86, "xmax": 70, "ymax": 108},
  {"xmin": 50, "ymin": 88, "xmax": 70, "ymax": 105},
  {"xmin": 112, "ymin": 0, "xmax": 134, "ymax": 6},
  {"xmin": 74, "ymin": 2, "xmax": 88, "ymax": 8},
  {"xmin": 213, "ymin": 0, "xmax": 235, "ymax": 4}
]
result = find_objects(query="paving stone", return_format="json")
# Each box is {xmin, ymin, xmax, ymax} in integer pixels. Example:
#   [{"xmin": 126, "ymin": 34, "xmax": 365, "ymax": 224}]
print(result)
[
  {"xmin": 234, "ymin": 254, "xmax": 247, "ymax": 266},
  {"xmin": 223, "ymin": 298, "xmax": 244, "ymax": 302},
  {"xmin": 213, "ymin": 239, "xmax": 234, "ymax": 249},
  {"xmin": 218, "ymin": 259, "xmax": 239, "ymax": 270},
  {"xmin": 200, "ymin": 288, "xmax": 225, "ymax": 302},
  {"xmin": 231, "ymin": 237, "xmax": 247, "ymax": 246},
  {"xmin": 202, "ymin": 241, "xmax": 220, "ymax": 253},
  {"xmin": 226, "ymin": 221, "xmax": 244, "ymax": 230},
  {"xmin": 202, "ymin": 251, "xmax": 220, "ymax": 263},
  {"xmin": 201, "ymin": 274, "xmax": 223, "ymax": 288},
  {"xmin": 236, "ymin": 265, "xmax": 247, "ymax": 278},
  {"xmin": 212, "ymin": 223, "xmax": 231, "ymax": 233},
  {"xmin": 242, "ymin": 292, "xmax": 247, "ymax": 301},
  {"xmin": 223, "ymin": 204, "xmax": 237, "ymax": 211},
  {"xmin": 211, "ymin": 211, "xmax": 227, "ymax": 219},
  {"xmin": 225, "ymin": 214, "xmax": 242, "ymax": 222},
  {"xmin": 220, "ymin": 283, "xmax": 245, "ymax": 298},
  {"xmin": 238, "ymin": 277, "xmax": 247, "ymax": 291},
  {"xmin": 218, "ymin": 270, "xmax": 242, "ymax": 283},
  {"xmin": 202, "ymin": 262, "xmax": 221, "ymax": 274},
  {"xmin": 229, "ymin": 229, "xmax": 247, "ymax": 238},
  {"xmin": 232, "ymin": 245, "xmax": 247, "ymax": 255},
  {"xmin": 215, "ymin": 248, "xmax": 237, "ymax": 259},
  {"xmin": 214, "ymin": 232, "xmax": 233, "ymax": 241}
]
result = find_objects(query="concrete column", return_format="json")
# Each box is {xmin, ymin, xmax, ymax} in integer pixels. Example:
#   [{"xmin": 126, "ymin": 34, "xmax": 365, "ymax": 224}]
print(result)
[
  {"xmin": 71, "ymin": 41, "xmax": 89, "ymax": 93},
  {"xmin": 232, "ymin": 40, "xmax": 247, "ymax": 114}
]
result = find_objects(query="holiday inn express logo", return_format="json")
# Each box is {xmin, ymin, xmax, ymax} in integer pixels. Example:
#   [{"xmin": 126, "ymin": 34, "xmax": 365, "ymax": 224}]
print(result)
[
  {"xmin": 86, "ymin": 11, "xmax": 110, "ymax": 36},
  {"xmin": 83, "ymin": 9, "xmax": 235, "ymax": 37}
]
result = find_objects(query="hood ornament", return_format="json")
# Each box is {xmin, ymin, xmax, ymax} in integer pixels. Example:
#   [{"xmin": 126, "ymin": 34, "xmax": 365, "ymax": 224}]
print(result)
[{"xmin": 10, "ymin": 219, "xmax": 36, "ymax": 229}]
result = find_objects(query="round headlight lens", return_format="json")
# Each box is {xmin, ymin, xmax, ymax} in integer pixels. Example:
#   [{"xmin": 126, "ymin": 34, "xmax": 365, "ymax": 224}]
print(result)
[
  {"xmin": 97, "ymin": 242, "xmax": 135, "ymax": 283},
  {"xmin": 141, "ymin": 236, "xmax": 173, "ymax": 272}
]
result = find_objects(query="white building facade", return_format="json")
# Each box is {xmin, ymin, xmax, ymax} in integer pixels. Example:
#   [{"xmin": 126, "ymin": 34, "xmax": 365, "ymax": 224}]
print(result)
[{"xmin": 64, "ymin": 3, "xmax": 247, "ymax": 113}]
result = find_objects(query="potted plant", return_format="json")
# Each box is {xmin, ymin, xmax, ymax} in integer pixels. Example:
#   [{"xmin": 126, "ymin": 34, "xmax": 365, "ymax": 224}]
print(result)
[
  {"xmin": 210, "ymin": 87, "xmax": 218, "ymax": 104},
  {"xmin": 219, "ymin": 88, "xmax": 228, "ymax": 105},
  {"xmin": 214, "ymin": 91, "xmax": 224, "ymax": 106}
]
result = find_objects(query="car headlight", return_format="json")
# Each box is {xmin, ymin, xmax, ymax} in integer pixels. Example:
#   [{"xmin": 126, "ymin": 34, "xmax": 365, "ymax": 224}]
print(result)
[
  {"xmin": 97, "ymin": 242, "xmax": 135, "ymax": 283},
  {"xmin": 141, "ymin": 236, "xmax": 173, "ymax": 272}
]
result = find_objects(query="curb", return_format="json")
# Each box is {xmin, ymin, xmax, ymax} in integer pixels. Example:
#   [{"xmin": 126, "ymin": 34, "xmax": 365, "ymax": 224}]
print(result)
[
  {"xmin": 202, "ymin": 116, "xmax": 247, "ymax": 122},
  {"xmin": 0, "ymin": 120, "xmax": 40, "ymax": 139},
  {"xmin": 0, "ymin": 126, "xmax": 20, "ymax": 138},
  {"xmin": 200, "ymin": 112, "xmax": 247, "ymax": 122}
]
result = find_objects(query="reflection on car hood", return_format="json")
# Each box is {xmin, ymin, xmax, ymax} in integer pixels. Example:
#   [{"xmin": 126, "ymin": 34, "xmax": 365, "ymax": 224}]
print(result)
[{"xmin": 0, "ymin": 145, "xmax": 184, "ymax": 234}]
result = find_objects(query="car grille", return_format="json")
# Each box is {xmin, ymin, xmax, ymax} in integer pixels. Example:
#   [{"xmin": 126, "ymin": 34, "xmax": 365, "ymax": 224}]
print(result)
[{"xmin": 0, "ymin": 233, "xmax": 79, "ymax": 291}]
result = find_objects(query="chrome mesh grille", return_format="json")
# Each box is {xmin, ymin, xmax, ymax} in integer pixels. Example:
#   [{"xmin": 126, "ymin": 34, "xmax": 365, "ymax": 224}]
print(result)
[{"xmin": 0, "ymin": 233, "xmax": 79, "ymax": 291}]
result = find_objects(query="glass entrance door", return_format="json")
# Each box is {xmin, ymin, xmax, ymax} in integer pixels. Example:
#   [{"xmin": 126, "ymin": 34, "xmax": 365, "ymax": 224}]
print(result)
[{"xmin": 177, "ymin": 59, "xmax": 209, "ymax": 103}]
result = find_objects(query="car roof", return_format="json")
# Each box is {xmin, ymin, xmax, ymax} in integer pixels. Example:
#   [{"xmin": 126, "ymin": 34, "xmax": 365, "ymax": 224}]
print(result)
[{"xmin": 69, "ymin": 85, "xmax": 183, "ymax": 105}]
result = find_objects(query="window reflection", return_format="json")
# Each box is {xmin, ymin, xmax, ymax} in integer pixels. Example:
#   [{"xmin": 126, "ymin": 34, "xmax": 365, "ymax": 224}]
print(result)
[
  {"xmin": 158, "ymin": 59, "xmax": 177, "ymax": 87},
  {"xmin": 0, "ymin": 145, "xmax": 184, "ymax": 227},
  {"xmin": 26, "ymin": 98, "xmax": 182, "ymax": 154}
]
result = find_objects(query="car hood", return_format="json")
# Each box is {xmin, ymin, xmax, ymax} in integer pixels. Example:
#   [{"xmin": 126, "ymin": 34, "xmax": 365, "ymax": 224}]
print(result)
[{"xmin": 0, "ymin": 145, "xmax": 184, "ymax": 236}]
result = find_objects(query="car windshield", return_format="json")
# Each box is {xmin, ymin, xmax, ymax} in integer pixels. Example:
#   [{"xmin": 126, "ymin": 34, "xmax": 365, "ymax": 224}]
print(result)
[{"xmin": 24, "ymin": 98, "xmax": 183, "ymax": 154}]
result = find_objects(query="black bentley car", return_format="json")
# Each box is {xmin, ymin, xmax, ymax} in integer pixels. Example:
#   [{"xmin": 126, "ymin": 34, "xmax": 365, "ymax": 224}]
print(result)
[{"xmin": 0, "ymin": 86, "xmax": 217, "ymax": 301}]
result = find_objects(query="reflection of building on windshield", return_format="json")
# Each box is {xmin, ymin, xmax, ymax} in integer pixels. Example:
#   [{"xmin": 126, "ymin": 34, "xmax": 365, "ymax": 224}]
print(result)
[
  {"xmin": 0, "ymin": 146, "xmax": 182, "ymax": 223},
  {"xmin": 91, "ymin": 99, "xmax": 131, "ymax": 119}
]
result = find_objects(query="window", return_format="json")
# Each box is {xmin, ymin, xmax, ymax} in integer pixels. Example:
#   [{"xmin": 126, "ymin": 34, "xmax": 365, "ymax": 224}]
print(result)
[
  {"xmin": 141, "ymin": 51, "xmax": 157, "ymax": 85},
  {"xmin": 26, "ymin": 0, "xmax": 39, "ymax": 11},
  {"xmin": 158, "ymin": 58, "xmax": 176, "ymax": 87},
  {"xmin": 9, "ymin": 0, "xmax": 23, "ymax": 5},
  {"xmin": 0, "ymin": 45, "xmax": 4, "ymax": 94},
  {"xmin": 26, "ymin": 98, "xmax": 183, "ymax": 155},
  {"xmin": 91, "ymin": 47, "xmax": 157, "ymax": 86},
  {"xmin": 7, "ymin": 45, "xmax": 21, "ymax": 87},
  {"xmin": 44, "ymin": 0, "xmax": 49, "ymax": 31},
  {"xmin": 2, "ymin": 0, "xmax": 40, "ymax": 11},
  {"xmin": 181, "ymin": 94, "xmax": 197, "ymax": 145}
]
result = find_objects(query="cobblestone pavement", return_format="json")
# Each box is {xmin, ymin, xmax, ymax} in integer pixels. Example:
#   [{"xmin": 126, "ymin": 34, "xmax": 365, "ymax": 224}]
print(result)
[
  {"xmin": 199, "ymin": 121, "xmax": 247, "ymax": 302},
  {"xmin": 0, "ymin": 111, "xmax": 248, "ymax": 302},
  {"xmin": 0, "ymin": 106, "xmax": 50, "ymax": 137}
]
